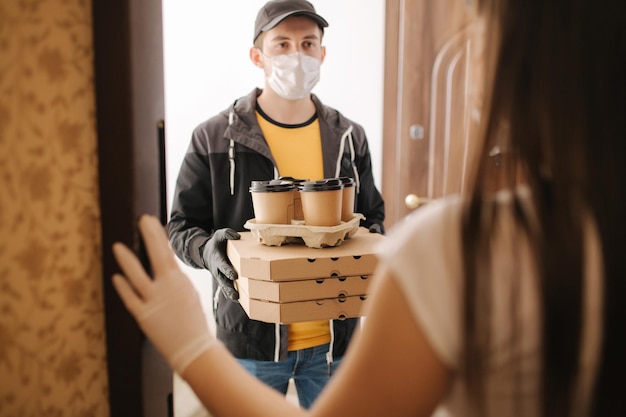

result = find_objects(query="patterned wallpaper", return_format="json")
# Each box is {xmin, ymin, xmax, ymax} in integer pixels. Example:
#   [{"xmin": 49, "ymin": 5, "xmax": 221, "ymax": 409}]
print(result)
[{"xmin": 0, "ymin": 0, "xmax": 109, "ymax": 416}]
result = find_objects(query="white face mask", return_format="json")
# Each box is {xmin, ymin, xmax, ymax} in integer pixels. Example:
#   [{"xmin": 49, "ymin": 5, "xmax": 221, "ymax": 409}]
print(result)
[{"xmin": 265, "ymin": 52, "xmax": 321, "ymax": 100}]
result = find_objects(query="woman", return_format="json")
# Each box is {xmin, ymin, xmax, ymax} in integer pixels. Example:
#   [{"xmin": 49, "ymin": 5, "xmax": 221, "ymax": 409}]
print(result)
[{"xmin": 111, "ymin": 0, "xmax": 625, "ymax": 415}]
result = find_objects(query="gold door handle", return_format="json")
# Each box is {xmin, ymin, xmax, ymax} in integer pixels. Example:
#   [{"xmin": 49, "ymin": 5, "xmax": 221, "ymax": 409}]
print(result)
[{"xmin": 405, "ymin": 194, "xmax": 432, "ymax": 210}]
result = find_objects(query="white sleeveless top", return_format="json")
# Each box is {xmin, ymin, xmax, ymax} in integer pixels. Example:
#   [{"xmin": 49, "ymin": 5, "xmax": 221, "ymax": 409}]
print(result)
[{"xmin": 376, "ymin": 190, "xmax": 602, "ymax": 417}]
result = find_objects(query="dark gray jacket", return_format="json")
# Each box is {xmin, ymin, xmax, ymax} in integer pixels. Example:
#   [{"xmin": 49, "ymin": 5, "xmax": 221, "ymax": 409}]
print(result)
[{"xmin": 168, "ymin": 88, "xmax": 385, "ymax": 361}]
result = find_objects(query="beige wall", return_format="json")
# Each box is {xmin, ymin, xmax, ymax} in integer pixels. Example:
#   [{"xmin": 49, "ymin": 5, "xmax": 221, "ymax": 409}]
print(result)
[{"xmin": 0, "ymin": 0, "xmax": 109, "ymax": 415}]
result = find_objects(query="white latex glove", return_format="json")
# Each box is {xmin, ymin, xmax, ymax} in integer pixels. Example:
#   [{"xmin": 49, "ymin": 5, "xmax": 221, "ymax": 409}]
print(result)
[{"xmin": 112, "ymin": 215, "xmax": 216, "ymax": 375}]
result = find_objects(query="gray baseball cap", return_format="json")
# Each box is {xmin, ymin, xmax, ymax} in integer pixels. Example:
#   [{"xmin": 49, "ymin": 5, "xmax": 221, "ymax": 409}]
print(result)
[{"xmin": 254, "ymin": 0, "xmax": 329, "ymax": 42}]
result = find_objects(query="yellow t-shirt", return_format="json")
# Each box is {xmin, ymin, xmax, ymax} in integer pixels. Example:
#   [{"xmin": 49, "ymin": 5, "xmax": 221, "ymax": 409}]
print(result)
[
  {"xmin": 256, "ymin": 108, "xmax": 324, "ymax": 181},
  {"xmin": 255, "ymin": 106, "xmax": 331, "ymax": 351}
]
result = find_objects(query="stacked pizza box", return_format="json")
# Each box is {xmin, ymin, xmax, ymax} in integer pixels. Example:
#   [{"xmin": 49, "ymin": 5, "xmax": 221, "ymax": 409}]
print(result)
[{"xmin": 226, "ymin": 227, "xmax": 385, "ymax": 324}]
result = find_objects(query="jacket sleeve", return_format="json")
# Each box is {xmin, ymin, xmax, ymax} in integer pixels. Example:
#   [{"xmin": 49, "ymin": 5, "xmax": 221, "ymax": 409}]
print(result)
[
  {"xmin": 168, "ymin": 127, "xmax": 214, "ymax": 269},
  {"xmin": 350, "ymin": 125, "xmax": 386, "ymax": 233}
]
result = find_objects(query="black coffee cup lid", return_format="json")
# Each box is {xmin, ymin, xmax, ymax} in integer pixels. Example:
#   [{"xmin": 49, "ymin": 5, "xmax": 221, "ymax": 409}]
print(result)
[
  {"xmin": 249, "ymin": 180, "xmax": 295, "ymax": 192},
  {"xmin": 279, "ymin": 176, "xmax": 309, "ymax": 184},
  {"xmin": 337, "ymin": 177, "xmax": 355, "ymax": 187},
  {"xmin": 298, "ymin": 178, "xmax": 344, "ymax": 192}
]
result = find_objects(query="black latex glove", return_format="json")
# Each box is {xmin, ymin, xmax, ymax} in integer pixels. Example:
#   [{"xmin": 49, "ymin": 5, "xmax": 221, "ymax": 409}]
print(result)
[
  {"xmin": 368, "ymin": 223, "xmax": 384, "ymax": 235},
  {"xmin": 202, "ymin": 228, "xmax": 241, "ymax": 301}
]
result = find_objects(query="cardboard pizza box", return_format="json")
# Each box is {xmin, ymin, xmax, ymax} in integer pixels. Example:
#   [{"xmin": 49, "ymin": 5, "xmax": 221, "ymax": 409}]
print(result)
[
  {"xmin": 235, "ymin": 274, "xmax": 371, "ymax": 303},
  {"xmin": 238, "ymin": 287, "xmax": 368, "ymax": 324},
  {"xmin": 227, "ymin": 227, "xmax": 384, "ymax": 281}
]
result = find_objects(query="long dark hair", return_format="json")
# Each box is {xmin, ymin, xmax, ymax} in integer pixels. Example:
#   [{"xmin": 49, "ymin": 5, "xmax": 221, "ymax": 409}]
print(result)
[{"xmin": 461, "ymin": 0, "xmax": 626, "ymax": 415}]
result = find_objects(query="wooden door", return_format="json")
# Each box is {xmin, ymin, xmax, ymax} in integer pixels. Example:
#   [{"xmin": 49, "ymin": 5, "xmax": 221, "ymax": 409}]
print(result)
[{"xmin": 382, "ymin": 0, "xmax": 482, "ymax": 228}]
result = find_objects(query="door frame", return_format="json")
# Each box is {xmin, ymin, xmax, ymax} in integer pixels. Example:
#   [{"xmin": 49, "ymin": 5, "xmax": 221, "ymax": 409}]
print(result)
[
  {"xmin": 92, "ymin": 1, "xmax": 171, "ymax": 416},
  {"xmin": 381, "ymin": 0, "xmax": 402, "ymax": 229}
]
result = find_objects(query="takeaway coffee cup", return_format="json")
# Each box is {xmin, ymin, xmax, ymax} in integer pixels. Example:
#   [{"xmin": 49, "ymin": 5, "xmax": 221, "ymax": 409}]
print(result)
[
  {"xmin": 338, "ymin": 177, "xmax": 356, "ymax": 222},
  {"xmin": 279, "ymin": 176, "xmax": 308, "ymax": 221},
  {"xmin": 249, "ymin": 180, "xmax": 296, "ymax": 224},
  {"xmin": 298, "ymin": 178, "xmax": 344, "ymax": 227}
]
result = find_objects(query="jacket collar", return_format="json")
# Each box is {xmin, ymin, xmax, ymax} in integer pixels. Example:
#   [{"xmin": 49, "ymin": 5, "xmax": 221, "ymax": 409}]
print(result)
[
  {"xmin": 225, "ymin": 88, "xmax": 354, "ymax": 178},
  {"xmin": 229, "ymin": 88, "xmax": 351, "ymax": 134}
]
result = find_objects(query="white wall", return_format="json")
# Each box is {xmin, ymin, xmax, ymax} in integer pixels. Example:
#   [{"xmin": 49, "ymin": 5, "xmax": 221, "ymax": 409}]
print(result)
[{"xmin": 162, "ymin": 0, "xmax": 386, "ymax": 213}]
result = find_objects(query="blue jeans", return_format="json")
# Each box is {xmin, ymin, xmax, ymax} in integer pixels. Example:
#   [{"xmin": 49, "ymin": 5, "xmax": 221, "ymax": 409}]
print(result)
[{"xmin": 237, "ymin": 343, "xmax": 342, "ymax": 409}]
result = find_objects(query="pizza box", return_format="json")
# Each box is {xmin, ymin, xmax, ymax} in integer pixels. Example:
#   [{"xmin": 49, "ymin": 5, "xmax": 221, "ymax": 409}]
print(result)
[
  {"xmin": 235, "ymin": 274, "xmax": 371, "ymax": 303},
  {"xmin": 238, "ymin": 287, "xmax": 368, "ymax": 324},
  {"xmin": 227, "ymin": 227, "xmax": 384, "ymax": 281}
]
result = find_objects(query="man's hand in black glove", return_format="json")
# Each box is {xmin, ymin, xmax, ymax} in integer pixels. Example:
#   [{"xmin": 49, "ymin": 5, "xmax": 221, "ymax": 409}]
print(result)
[{"xmin": 202, "ymin": 228, "xmax": 241, "ymax": 301}]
